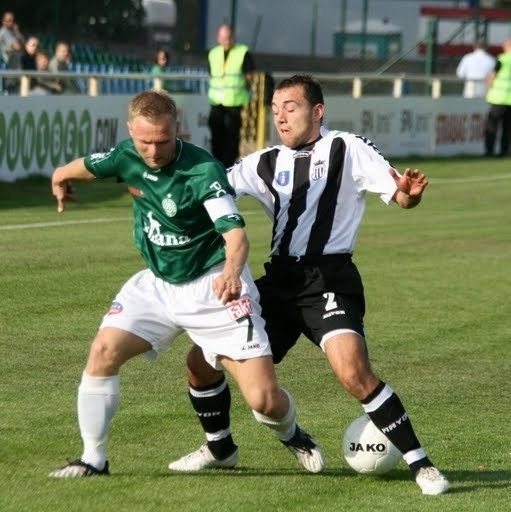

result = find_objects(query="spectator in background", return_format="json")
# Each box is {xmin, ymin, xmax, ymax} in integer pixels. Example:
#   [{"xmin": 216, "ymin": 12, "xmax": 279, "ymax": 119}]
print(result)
[
  {"xmin": 1, "ymin": 11, "xmax": 25, "ymax": 94},
  {"xmin": 31, "ymin": 50, "xmax": 62, "ymax": 95},
  {"xmin": 5, "ymin": 35, "xmax": 39, "ymax": 94},
  {"xmin": 7, "ymin": 35, "xmax": 38, "ymax": 71},
  {"xmin": 456, "ymin": 39, "xmax": 495, "ymax": 98},
  {"xmin": 484, "ymin": 37, "xmax": 511, "ymax": 157},
  {"xmin": 208, "ymin": 24, "xmax": 254, "ymax": 168},
  {"xmin": 0, "ymin": 11, "xmax": 25, "ymax": 64},
  {"xmin": 49, "ymin": 40, "xmax": 80, "ymax": 94},
  {"xmin": 20, "ymin": 36, "xmax": 39, "ymax": 71},
  {"xmin": 150, "ymin": 48, "xmax": 173, "ymax": 92}
]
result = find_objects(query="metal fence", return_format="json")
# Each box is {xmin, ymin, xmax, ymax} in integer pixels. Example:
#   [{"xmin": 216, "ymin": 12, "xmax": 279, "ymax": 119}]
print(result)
[
  {"xmin": 1, "ymin": 68, "xmax": 475, "ymax": 98},
  {"xmin": 0, "ymin": 67, "xmax": 209, "ymax": 97}
]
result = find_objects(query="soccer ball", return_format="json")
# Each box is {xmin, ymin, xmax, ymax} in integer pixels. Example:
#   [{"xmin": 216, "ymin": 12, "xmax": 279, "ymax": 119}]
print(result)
[{"xmin": 342, "ymin": 415, "xmax": 401, "ymax": 475}]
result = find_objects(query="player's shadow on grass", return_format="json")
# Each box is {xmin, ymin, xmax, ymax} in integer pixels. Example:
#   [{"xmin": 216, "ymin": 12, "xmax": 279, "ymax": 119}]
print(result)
[
  {"xmin": 159, "ymin": 467, "xmax": 357, "ymax": 478},
  {"xmin": 0, "ymin": 175, "xmax": 129, "ymax": 210},
  {"xmin": 377, "ymin": 468, "xmax": 511, "ymax": 492},
  {"xmin": 161, "ymin": 467, "xmax": 402, "ymax": 479},
  {"xmin": 160, "ymin": 467, "xmax": 511, "ymax": 492},
  {"xmin": 439, "ymin": 469, "xmax": 511, "ymax": 493},
  {"xmin": 348, "ymin": 468, "xmax": 511, "ymax": 492}
]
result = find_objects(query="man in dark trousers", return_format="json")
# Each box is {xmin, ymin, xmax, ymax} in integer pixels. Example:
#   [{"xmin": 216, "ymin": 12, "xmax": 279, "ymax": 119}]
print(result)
[
  {"xmin": 207, "ymin": 24, "xmax": 254, "ymax": 167},
  {"xmin": 484, "ymin": 37, "xmax": 511, "ymax": 157}
]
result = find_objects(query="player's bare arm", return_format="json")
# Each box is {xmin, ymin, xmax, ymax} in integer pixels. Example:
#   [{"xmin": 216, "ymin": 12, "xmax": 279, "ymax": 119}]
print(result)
[
  {"xmin": 52, "ymin": 158, "xmax": 96, "ymax": 213},
  {"xmin": 389, "ymin": 167, "xmax": 428, "ymax": 209},
  {"xmin": 213, "ymin": 227, "xmax": 249, "ymax": 305}
]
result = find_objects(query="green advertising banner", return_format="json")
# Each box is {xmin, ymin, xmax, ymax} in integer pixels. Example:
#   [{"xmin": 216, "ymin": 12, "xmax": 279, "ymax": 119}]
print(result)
[
  {"xmin": 0, "ymin": 94, "xmax": 211, "ymax": 182},
  {"xmin": 0, "ymin": 96, "xmax": 128, "ymax": 182}
]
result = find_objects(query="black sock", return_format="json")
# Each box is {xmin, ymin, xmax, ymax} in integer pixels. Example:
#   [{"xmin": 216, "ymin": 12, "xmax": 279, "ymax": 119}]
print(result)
[
  {"xmin": 408, "ymin": 457, "xmax": 433, "ymax": 476},
  {"xmin": 361, "ymin": 381, "xmax": 431, "ymax": 474},
  {"xmin": 189, "ymin": 376, "xmax": 237, "ymax": 460}
]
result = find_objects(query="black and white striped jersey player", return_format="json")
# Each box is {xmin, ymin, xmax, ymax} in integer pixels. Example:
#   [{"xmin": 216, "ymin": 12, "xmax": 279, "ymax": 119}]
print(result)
[
  {"xmin": 170, "ymin": 74, "xmax": 449, "ymax": 496},
  {"xmin": 229, "ymin": 126, "xmax": 396, "ymax": 260}
]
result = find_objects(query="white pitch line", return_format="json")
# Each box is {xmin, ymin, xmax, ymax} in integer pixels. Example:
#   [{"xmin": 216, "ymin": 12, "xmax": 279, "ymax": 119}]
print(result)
[
  {"xmin": 0, "ymin": 216, "xmax": 132, "ymax": 231},
  {"xmin": 0, "ymin": 211, "xmax": 260, "ymax": 231},
  {"xmin": 0, "ymin": 171, "xmax": 508, "ymax": 231},
  {"xmin": 430, "ymin": 173, "xmax": 511, "ymax": 184}
]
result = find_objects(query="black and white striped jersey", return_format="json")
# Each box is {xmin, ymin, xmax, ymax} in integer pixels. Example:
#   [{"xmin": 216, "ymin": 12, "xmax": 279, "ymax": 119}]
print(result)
[{"xmin": 227, "ymin": 128, "xmax": 398, "ymax": 257}]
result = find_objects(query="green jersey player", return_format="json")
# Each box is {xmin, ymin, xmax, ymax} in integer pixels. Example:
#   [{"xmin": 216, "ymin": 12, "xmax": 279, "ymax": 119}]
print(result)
[
  {"xmin": 85, "ymin": 137, "xmax": 239, "ymax": 284},
  {"xmin": 49, "ymin": 90, "xmax": 324, "ymax": 478}
]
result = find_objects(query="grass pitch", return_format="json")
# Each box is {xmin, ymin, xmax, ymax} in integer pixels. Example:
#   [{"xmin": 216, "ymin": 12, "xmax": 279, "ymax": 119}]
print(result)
[{"xmin": 0, "ymin": 157, "xmax": 509, "ymax": 511}]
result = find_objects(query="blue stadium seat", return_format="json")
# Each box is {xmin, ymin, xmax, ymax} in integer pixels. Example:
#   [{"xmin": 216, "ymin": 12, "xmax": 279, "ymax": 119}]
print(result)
[{"xmin": 26, "ymin": 39, "xmax": 208, "ymax": 96}]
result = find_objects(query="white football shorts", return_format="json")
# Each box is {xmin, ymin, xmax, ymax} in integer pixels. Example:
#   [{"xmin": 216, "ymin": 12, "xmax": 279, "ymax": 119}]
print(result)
[{"xmin": 99, "ymin": 265, "xmax": 271, "ymax": 369}]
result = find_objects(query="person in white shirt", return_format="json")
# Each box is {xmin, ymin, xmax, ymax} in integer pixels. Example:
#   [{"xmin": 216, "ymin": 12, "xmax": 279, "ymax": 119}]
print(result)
[{"xmin": 456, "ymin": 39, "xmax": 496, "ymax": 98}]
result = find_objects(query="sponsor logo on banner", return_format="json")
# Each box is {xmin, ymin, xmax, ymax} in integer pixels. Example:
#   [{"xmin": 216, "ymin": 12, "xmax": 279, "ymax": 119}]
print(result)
[
  {"xmin": 400, "ymin": 109, "xmax": 431, "ymax": 137},
  {"xmin": 0, "ymin": 108, "xmax": 121, "ymax": 178},
  {"xmin": 276, "ymin": 170, "xmax": 290, "ymax": 186},
  {"xmin": 435, "ymin": 113, "xmax": 484, "ymax": 145}
]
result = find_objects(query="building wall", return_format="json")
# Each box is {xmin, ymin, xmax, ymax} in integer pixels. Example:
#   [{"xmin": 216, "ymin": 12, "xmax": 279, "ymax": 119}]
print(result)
[{"xmin": 204, "ymin": 0, "xmax": 469, "ymax": 58}]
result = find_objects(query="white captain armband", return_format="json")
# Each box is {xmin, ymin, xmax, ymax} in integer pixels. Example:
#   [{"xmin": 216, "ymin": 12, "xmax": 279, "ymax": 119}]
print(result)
[
  {"xmin": 204, "ymin": 195, "xmax": 239, "ymax": 222},
  {"xmin": 204, "ymin": 195, "xmax": 245, "ymax": 232}
]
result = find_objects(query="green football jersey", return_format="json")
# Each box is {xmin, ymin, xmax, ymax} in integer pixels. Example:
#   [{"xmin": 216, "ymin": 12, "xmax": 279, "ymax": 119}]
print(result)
[{"xmin": 84, "ymin": 138, "xmax": 245, "ymax": 284}]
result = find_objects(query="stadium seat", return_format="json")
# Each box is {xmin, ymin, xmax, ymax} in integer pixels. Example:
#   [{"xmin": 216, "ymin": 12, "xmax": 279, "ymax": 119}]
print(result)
[{"xmin": 22, "ymin": 36, "xmax": 208, "ymax": 96}]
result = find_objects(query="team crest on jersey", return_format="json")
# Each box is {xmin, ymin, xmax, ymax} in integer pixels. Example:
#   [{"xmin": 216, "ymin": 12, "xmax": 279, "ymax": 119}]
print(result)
[
  {"xmin": 276, "ymin": 170, "xmax": 290, "ymax": 186},
  {"xmin": 162, "ymin": 194, "xmax": 177, "ymax": 217},
  {"xmin": 311, "ymin": 160, "xmax": 326, "ymax": 180}
]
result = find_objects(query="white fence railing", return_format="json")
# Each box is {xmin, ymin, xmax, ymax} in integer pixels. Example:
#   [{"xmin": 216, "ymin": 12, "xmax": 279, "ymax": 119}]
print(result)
[
  {"xmin": 0, "ymin": 69, "xmax": 477, "ymax": 98},
  {"xmin": 0, "ymin": 70, "xmax": 209, "ymax": 96}
]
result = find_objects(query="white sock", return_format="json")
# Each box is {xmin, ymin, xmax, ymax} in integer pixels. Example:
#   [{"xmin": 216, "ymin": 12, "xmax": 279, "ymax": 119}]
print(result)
[
  {"xmin": 252, "ymin": 389, "xmax": 297, "ymax": 442},
  {"xmin": 78, "ymin": 372, "xmax": 120, "ymax": 470}
]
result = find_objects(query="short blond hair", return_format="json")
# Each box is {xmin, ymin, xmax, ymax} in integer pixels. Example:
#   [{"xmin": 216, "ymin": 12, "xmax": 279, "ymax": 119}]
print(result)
[{"xmin": 128, "ymin": 90, "xmax": 178, "ymax": 122}]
